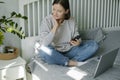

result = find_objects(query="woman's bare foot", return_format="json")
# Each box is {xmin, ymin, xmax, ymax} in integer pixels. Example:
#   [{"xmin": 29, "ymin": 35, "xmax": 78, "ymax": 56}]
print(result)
[
  {"xmin": 68, "ymin": 60, "xmax": 86, "ymax": 67},
  {"xmin": 68, "ymin": 60, "xmax": 77, "ymax": 67}
]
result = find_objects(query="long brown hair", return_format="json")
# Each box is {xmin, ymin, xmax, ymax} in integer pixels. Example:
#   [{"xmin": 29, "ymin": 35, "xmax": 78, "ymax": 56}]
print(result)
[{"xmin": 52, "ymin": 0, "xmax": 71, "ymax": 20}]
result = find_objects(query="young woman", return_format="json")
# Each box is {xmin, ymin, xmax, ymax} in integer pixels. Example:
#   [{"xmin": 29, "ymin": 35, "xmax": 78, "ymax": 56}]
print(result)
[{"xmin": 37, "ymin": 0, "xmax": 98, "ymax": 66}]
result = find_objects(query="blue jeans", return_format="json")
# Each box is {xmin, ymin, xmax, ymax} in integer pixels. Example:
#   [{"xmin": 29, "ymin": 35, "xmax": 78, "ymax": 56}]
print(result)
[{"xmin": 38, "ymin": 40, "xmax": 98, "ymax": 66}]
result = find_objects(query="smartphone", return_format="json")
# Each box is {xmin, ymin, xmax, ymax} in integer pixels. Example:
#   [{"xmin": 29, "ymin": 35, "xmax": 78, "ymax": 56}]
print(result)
[{"xmin": 72, "ymin": 35, "xmax": 81, "ymax": 41}]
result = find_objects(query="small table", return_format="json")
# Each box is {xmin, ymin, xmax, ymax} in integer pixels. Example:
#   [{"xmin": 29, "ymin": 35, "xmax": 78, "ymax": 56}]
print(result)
[{"xmin": 0, "ymin": 56, "xmax": 26, "ymax": 80}]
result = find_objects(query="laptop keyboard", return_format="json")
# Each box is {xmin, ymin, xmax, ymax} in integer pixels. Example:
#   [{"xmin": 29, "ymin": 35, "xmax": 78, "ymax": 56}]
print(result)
[{"xmin": 78, "ymin": 59, "xmax": 98, "ymax": 75}]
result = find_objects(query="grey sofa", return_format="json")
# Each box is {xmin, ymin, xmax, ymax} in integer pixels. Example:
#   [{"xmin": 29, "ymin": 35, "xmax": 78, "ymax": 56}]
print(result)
[{"xmin": 28, "ymin": 28, "xmax": 120, "ymax": 80}]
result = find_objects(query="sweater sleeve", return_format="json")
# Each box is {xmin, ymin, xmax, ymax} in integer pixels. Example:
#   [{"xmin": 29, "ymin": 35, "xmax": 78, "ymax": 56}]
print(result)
[
  {"xmin": 39, "ymin": 18, "xmax": 54, "ymax": 46},
  {"xmin": 73, "ymin": 22, "xmax": 80, "ymax": 38}
]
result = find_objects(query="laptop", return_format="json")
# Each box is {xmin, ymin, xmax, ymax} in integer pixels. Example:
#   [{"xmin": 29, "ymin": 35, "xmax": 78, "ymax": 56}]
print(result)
[
  {"xmin": 93, "ymin": 48, "xmax": 119, "ymax": 78},
  {"xmin": 78, "ymin": 47, "xmax": 119, "ymax": 78}
]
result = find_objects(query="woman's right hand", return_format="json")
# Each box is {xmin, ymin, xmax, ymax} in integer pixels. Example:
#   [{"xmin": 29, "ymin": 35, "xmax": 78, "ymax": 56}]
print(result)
[
  {"xmin": 53, "ymin": 16, "xmax": 63, "ymax": 27},
  {"xmin": 51, "ymin": 16, "xmax": 63, "ymax": 33},
  {"xmin": 53, "ymin": 17, "xmax": 59, "ymax": 29}
]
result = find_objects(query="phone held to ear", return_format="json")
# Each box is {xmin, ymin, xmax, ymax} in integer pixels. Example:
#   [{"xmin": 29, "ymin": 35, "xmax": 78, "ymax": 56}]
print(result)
[{"xmin": 72, "ymin": 35, "xmax": 81, "ymax": 41}]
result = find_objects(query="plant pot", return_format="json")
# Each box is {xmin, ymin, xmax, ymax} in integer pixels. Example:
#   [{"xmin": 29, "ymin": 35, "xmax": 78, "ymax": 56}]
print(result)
[{"xmin": 0, "ymin": 46, "xmax": 19, "ymax": 60}]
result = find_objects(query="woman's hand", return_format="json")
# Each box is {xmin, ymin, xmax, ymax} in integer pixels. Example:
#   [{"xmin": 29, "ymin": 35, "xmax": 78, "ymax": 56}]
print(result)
[
  {"xmin": 53, "ymin": 18, "xmax": 62, "ymax": 28},
  {"xmin": 70, "ymin": 38, "xmax": 82, "ymax": 46},
  {"xmin": 51, "ymin": 16, "xmax": 63, "ymax": 33}
]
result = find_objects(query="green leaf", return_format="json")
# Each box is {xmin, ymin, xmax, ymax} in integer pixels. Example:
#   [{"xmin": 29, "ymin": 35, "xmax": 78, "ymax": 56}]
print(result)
[
  {"xmin": 0, "ymin": 1, "xmax": 4, "ymax": 3},
  {"xmin": 11, "ymin": 31, "xmax": 15, "ymax": 34},
  {"xmin": 0, "ymin": 28, "xmax": 6, "ymax": 32},
  {"xmin": 16, "ymin": 13, "xmax": 22, "ymax": 17},
  {"xmin": 19, "ymin": 27, "xmax": 22, "ymax": 31},
  {"xmin": 9, "ymin": 22, "xmax": 15, "ymax": 26},
  {"xmin": 22, "ymin": 16, "xmax": 28, "ymax": 20},
  {"xmin": 0, "ymin": 19, "xmax": 4, "ymax": 23},
  {"xmin": 11, "ymin": 12, "xmax": 16, "ymax": 17},
  {"xmin": 0, "ymin": 19, "xmax": 3, "ymax": 22},
  {"xmin": 7, "ymin": 20, "xmax": 13, "ymax": 23},
  {"xmin": 7, "ymin": 27, "xmax": 13, "ymax": 32},
  {"xmin": 15, "ymin": 23, "xmax": 18, "ymax": 28},
  {"xmin": 2, "ymin": 16, "xmax": 6, "ymax": 19},
  {"xmin": 22, "ymin": 31, "xmax": 24, "ymax": 34}
]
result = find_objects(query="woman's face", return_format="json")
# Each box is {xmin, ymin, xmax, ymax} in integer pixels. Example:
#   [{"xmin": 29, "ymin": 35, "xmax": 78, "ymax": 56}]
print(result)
[{"xmin": 52, "ymin": 4, "xmax": 68, "ymax": 20}]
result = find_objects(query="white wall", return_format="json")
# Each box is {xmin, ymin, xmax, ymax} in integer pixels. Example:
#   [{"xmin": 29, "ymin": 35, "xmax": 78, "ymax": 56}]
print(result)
[
  {"xmin": 0, "ymin": 0, "xmax": 21, "ymax": 54},
  {"xmin": 0, "ymin": 0, "xmax": 19, "ymax": 17}
]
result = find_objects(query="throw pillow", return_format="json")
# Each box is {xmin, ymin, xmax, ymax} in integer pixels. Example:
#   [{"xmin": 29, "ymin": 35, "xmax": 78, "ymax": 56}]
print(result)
[
  {"xmin": 79, "ymin": 27, "xmax": 106, "ymax": 43},
  {"xmin": 94, "ymin": 28, "xmax": 106, "ymax": 43}
]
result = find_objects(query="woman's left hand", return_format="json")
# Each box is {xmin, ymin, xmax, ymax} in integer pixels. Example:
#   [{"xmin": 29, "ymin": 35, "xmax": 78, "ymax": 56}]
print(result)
[{"xmin": 70, "ymin": 38, "xmax": 82, "ymax": 46}]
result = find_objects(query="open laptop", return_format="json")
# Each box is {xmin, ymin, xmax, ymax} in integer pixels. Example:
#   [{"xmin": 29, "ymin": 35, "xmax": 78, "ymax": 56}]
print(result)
[
  {"xmin": 78, "ymin": 47, "xmax": 119, "ymax": 78},
  {"xmin": 93, "ymin": 48, "xmax": 119, "ymax": 78}
]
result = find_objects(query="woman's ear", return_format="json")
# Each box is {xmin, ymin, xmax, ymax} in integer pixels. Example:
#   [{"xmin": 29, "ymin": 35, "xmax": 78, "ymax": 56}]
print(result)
[{"xmin": 65, "ymin": 9, "xmax": 69, "ymax": 14}]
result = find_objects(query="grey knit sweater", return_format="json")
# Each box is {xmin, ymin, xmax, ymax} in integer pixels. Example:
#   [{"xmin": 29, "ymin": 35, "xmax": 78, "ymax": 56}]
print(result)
[{"xmin": 38, "ymin": 14, "xmax": 80, "ymax": 52}]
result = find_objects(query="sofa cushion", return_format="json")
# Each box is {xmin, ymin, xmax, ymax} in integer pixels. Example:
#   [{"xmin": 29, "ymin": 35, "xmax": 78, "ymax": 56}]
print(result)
[
  {"xmin": 94, "ymin": 28, "xmax": 106, "ymax": 43},
  {"xmin": 80, "ymin": 28, "xmax": 106, "ymax": 43}
]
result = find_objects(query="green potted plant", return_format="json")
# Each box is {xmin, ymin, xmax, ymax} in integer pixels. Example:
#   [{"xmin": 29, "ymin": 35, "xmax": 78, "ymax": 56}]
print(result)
[
  {"xmin": 0, "ymin": 1, "xmax": 27, "ymax": 53},
  {"xmin": 0, "ymin": 11, "xmax": 27, "ymax": 39},
  {"xmin": 0, "ymin": 11, "xmax": 27, "ymax": 52}
]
